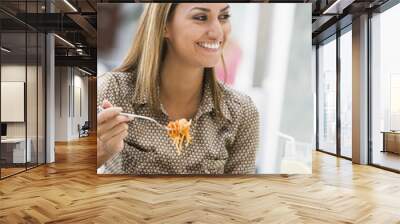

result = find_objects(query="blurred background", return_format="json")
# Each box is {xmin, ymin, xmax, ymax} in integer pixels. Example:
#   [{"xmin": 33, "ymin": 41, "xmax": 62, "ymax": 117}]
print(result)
[{"xmin": 98, "ymin": 3, "xmax": 313, "ymax": 174}]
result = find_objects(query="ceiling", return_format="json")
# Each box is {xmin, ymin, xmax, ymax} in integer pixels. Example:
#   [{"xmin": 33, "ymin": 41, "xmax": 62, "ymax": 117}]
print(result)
[
  {"xmin": 0, "ymin": 0, "xmax": 97, "ymax": 73},
  {"xmin": 309, "ymin": 0, "xmax": 390, "ymax": 44}
]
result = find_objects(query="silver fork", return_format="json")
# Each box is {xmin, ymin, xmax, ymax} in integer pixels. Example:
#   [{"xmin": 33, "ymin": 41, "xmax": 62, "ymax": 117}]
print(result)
[{"xmin": 98, "ymin": 107, "xmax": 170, "ymax": 131}]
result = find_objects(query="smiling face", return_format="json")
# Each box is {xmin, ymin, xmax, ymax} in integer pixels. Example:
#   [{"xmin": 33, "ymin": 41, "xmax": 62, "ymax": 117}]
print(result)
[{"xmin": 164, "ymin": 3, "xmax": 231, "ymax": 68}]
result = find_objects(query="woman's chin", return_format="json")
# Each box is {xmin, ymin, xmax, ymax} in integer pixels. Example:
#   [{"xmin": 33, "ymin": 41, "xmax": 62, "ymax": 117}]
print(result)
[{"xmin": 199, "ymin": 60, "xmax": 220, "ymax": 68}]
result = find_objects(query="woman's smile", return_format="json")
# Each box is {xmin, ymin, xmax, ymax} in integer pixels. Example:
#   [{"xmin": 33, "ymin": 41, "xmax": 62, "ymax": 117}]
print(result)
[{"xmin": 196, "ymin": 41, "xmax": 222, "ymax": 53}]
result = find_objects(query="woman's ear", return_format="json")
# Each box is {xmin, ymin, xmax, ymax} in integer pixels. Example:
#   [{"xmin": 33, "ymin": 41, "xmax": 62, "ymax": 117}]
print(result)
[{"xmin": 164, "ymin": 26, "xmax": 170, "ymax": 39}]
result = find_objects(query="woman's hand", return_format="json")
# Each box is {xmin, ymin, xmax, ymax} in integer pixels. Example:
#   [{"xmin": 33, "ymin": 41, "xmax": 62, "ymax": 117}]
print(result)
[{"xmin": 97, "ymin": 100, "xmax": 131, "ymax": 168}]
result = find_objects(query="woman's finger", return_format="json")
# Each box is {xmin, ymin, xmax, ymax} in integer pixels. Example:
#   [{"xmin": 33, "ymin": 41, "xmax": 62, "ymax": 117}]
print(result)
[
  {"xmin": 99, "ymin": 122, "xmax": 129, "ymax": 143},
  {"xmin": 98, "ymin": 107, "xmax": 123, "ymax": 124},
  {"xmin": 102, "ymin": 129, "xmax": 129, "ymax": 154},
  {"xmin": 98, "ymin": 114, "xmax": 129, "ymax": 135},
  {"xmin": 102, "ymin": 99, "xmax": 113, "ymax": 109}
]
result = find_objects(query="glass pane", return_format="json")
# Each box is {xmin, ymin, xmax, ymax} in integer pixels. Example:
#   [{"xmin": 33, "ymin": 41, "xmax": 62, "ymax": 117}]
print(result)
[
  {"xmin": 38, "ymin": 32, "xmax": 45, "ymax": 165},
  {"xmin": 371, "ymin": 3, "xmax": 400, "ymax": 171},
  {"xmin": 27, "ymin": 31, "xmax": 38, "ymax": 169},
  {"xmin": 25, "ymin": 0, "xmax": 38, "ymax": 170},
  {"xmin": 318, "ymin": 37, "xmax": 337, "ymax": 154},
  {"xmin": 1, "ymin": 31, "xmax": 27, "ymax": 177},
  {"xmin": 340, "ymin": 29, "xmax": 352, "ymax": 158},
  {"xmin": 312, "ymin": 45, "xmax": 317, "ymax": 151}
]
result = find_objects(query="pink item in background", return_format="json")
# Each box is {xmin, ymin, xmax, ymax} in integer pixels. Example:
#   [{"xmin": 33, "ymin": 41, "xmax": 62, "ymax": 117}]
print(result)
[{"xmin": 215, "ymin": 39, "xmax": 243, "ymax": 86}]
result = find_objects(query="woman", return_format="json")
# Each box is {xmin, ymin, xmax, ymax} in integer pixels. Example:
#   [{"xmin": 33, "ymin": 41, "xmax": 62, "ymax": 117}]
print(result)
[{"xmin": 97, "ymin": 3, "xmax": 259, "ymax": 174}]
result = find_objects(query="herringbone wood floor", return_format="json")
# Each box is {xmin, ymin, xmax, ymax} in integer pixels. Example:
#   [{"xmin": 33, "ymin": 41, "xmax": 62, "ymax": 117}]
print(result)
[{"xmin": 1, "ymin": 135, "xmax": 400, "ymax": 224}]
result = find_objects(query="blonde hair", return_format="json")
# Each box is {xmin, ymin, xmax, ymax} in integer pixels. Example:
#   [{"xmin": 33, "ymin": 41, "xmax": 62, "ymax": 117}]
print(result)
[{"xmin": 115, "ymin": 3, "xmax": 227, "ymax": 119}]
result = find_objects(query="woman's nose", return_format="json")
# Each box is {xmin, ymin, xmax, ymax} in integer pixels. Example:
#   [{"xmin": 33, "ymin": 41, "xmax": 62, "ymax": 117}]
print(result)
[{"xmin": 207, "ymin": 19, "xmax": 224, "ymax": 38}]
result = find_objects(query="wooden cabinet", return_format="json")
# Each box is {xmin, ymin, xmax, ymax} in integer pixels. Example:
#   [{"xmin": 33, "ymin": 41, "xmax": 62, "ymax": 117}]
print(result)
[{"xmin": 382, "ymin": 132, "xmax": 400, "ymax": 154}]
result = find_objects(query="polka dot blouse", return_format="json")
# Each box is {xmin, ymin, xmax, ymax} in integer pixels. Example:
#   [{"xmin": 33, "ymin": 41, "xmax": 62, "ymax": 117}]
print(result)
[{"xmin": 97, "ymin": 72, "xmax": 260, "ymax": 175}]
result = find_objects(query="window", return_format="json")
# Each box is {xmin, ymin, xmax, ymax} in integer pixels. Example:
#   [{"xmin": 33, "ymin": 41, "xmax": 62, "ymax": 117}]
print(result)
[
  {"xmin": 318, "ymin": 36, "xmax": 337, "ymax": 155},
  {"xmin": 339, "ymin": 28, "xmax": 352, "ymax": 158},
  {"xmin": 0, "ymin": 1, "xmax": 46, "ymax": 179},
  {"xmin": 371, "ymin": 2, "xmax": 400, "ymax": 171}
]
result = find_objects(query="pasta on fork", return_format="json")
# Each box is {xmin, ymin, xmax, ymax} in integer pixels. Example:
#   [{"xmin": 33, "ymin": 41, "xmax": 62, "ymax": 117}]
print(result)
[{"xmin": 167, "ymin": 119, "xmax": 192, "ymax": 155}]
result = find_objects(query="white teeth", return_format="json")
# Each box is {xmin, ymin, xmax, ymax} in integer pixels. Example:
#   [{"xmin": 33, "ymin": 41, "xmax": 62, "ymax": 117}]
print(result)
[{"xmin": 198, "ymin": 42, "xmax": 220, "ymax": 50}]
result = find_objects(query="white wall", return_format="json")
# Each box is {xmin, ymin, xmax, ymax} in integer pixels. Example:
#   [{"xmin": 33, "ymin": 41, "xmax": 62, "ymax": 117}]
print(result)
[
  {"xmin": 1, "ymin": 65, "xmax": 34, "ymax": 138},
  {"xmin": 54, "ymin": 66, "xmax": 70, "ymax": 141},
  {"xmin": 1, "ymin": 65, "xmax": 26, "ymax": 136},
  {"xmin": 54, "ymin": 67, "xmax": 89, "ymax": 141},
  {"xmin": 71, "ymin": 73, "xmax": 89, "ymax": 138}
]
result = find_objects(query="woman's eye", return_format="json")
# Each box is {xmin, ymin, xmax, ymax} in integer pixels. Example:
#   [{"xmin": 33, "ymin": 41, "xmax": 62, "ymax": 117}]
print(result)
[
  {"xmin": 219, "ymin": 14, "xmax": 231, "ymax": 21},
  {"xmin": 193, "ymin": 15, "xmax": 207, "ymax": 21}
]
